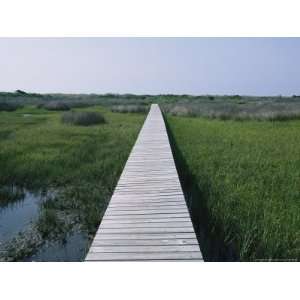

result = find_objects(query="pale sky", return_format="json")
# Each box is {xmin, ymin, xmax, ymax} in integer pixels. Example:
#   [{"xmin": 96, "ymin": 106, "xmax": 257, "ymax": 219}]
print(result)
[{"xmin": 0, "ymin": 38, "xmax": 300, "ymax": 96}]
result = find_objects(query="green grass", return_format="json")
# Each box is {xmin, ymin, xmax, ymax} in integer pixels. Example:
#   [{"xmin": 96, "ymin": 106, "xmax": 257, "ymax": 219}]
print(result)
[
  {"xmin": 166, "ymin": 115, "xmax": 300, "ymax": 261},
  {"xmin": 0, "ymin": 106, "xmax": 144, "ymax": 188},
  {"xmin": 0, "ymin": 105, "xmax": 145, "ymax": 260}
]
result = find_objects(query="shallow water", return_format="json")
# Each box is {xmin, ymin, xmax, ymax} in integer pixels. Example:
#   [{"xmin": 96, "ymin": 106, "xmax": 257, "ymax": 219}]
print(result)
[
  {"xmin": 0, "ymin": 187, "xmax": 50, "ymax": 244},
  {"xmin": 0, "ymin": 185, "xmax": 90, "ymax": 261},
  {"xmin": 28, "ymin": 231, "xmax": 89, "ymax": 262}
]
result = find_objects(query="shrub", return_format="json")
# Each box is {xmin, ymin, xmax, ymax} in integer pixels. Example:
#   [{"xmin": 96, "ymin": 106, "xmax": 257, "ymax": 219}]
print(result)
[
  {"xmin": 61, "ymin": 111, "xmax": 105, "ymax": 126},
  {"xmin": 15, "ymin": 90, "xmax": 27, "ymax": 95},
  {"xmin": 110, "ymin": 104, "xmax": 148, "ymax": 113},
  {"xmin": 41, "ymin": 101, "xmax": 70, "ymax": 111},
  {"xmin": 0, "ymin": 102, "xmax": 23, "ymax": 111}
]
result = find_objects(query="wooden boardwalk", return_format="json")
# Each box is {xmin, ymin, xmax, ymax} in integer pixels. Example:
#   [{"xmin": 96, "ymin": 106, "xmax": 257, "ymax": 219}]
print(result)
[{"xmin": 85, "ymin": 104, "xmax": 202, "ymax": 261}]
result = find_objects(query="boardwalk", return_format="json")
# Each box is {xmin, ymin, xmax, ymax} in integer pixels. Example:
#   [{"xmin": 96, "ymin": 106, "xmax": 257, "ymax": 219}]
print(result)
[{"xmin": 85, "ymin": 104, "xmax": 202, "ymax": 261}]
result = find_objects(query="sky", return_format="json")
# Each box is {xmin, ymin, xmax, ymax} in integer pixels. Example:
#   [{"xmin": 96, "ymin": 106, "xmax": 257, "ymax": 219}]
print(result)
[{"xmin": 0, "ymin": 37, "xmax": 300, "ymax": 96}]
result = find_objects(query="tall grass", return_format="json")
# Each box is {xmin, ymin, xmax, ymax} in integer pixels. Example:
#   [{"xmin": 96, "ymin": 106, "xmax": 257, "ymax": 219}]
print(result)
[
  {"xmin": 167, "ymin": 115, "xmax": 300, "ymax": 261},
  {"xmin": 61, "ymin": 111, "xmax": 105, "ymax": 126}
]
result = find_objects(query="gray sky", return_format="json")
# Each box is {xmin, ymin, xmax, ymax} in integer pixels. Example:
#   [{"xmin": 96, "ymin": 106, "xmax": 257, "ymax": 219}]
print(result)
[{"xmin": 0, "ymin": 38, "xmax": 299, "ymax": 96}]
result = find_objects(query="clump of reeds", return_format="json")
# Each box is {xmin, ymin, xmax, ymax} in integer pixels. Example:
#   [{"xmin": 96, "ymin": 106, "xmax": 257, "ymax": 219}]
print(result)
[{"xmin": 61, "ymin": 111, "xmax": 106, "ymax": 126}]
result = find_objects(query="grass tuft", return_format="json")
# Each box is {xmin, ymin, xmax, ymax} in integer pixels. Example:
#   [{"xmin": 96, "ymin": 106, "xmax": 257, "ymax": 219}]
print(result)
[{"xmin": 61, "ymin": 111, "xmax": 106, "ymax": 126}]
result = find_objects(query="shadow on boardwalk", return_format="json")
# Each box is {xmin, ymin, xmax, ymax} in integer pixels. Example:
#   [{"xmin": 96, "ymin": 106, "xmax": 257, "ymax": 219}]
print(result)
[{"xmin": 164, "ymin": 116, "xmax": 239, "ymax": 262}]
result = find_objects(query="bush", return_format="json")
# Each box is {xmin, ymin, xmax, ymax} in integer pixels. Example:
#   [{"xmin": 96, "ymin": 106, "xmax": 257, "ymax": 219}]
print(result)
[
  {"xmin": 15, "ymin": 90, "xmax": 27, "ymax": 95},
  {"xmin": 0, "ymin": 102, "xmax": 23, "ymax": 111},
  {"xmin": 61, "ymin": 111, "xmax": 105, "ymax": 126},
  {"xmin": 41, "ymin": 101, "xmax": 70, "ymax": 111},
  {"xmin": 110, "ymin": 104, "xmax": 148, "ymax": 113}
]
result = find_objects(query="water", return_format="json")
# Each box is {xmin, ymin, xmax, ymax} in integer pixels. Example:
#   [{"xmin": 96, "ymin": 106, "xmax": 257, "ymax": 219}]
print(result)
[
  {"xmin": 28, "ymin": 231, "xmax": 89, "ymax": 262},
  {"xmin": 0, "ymin": 185, "xmax": 90, "ymax": 261},
  {"xmin": 0, "ymin": 186, "xmax": 50, "ymax": 244}
]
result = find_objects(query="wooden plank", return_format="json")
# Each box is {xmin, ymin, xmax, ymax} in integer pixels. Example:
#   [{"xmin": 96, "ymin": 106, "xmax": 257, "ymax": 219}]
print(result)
[
  {"xmin": 89, "ymin": 245, "xmax": 200, "ymax": 253},
  {"xmin": 97, "ymin": 227, "xmax": 195, "ymax": 234},
  {"xmin": 103, "ymin": 213, "xmax": 190, "ymax": 220},
  {"xmin": 92, "ymin": 233, "xmax": 197, "ymax": 240},
  {"xmin": 101, "ymin": 217, "xmax": 192, "ymax": 224},
  {"xmin": 85, "ymin": 104, "xmax": 202, "ymax": 261},
  {"xmin": 106, "ymin": 204, "xmax": 187, "ymax": 211},
  {"xmin": 100, "ymin": 222, "xmax": 192, "ymax": 229},
  {"xmin": 109, "ymin": 200, "xmax": 186, "ymax": 206},
  {"xmin": 86, "ymin": 252, "xmax": 203, "ymax": 261},
  {"xmin": 91, "ymin": 239, "xmax": 198, "ymax": 246},
  {"xmin": 104, "ymin": 209, "xmax": 188, "ymax": 216}
]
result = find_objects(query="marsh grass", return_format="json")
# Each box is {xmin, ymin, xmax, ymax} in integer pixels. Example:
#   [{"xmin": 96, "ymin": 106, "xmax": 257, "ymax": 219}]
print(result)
[
  {"xmin": 0, "ymin": 185, "xmax": 25, "ymax": 208},
  {"xmin": 0, "ymin": 105, "xmax": 145, "ymax": 260},
  {"xmin": 162, "ymin": 99, "xmax": 300, "ymax": 121},
  {"xmin": 167, "ymin": 115, "xmax": 300, "ymax": 261},
  {"xmin": 36, "ymin": 208, "xmax": 66, "ymax": 238},
  {"xmin": 61, "ymin": 111, "xmax": 105, "ymax": 126}
]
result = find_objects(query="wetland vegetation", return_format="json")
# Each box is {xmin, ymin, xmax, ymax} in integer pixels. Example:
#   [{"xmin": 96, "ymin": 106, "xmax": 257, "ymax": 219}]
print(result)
[
  {"xmin": 0, "ymin": 96, "xmax": 145, "ymax": 261},
  {"xmin": 166, "ymin": 116, "xmax": 300, "ymax": 261},
  {"xmin": 0, "ymin": 91, "xmax": 299, "ymax": 261}
]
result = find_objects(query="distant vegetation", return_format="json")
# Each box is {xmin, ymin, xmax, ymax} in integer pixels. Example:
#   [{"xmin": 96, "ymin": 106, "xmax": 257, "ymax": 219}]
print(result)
[
  {"xmin": 38, "ymin": 101, "xmax": 70, "ymax": 111},
  {"xmin": 2, "ymin": 91, "xmax": 300, "ymax": 121},
  {"xmin": 62, "ymin": 111, "xmax": 105, "ymax": 126},
  {"xmin": 161, "ymin": 97, "xmax": 300, "ymax": 121},
  {"xmin": 0, "ymin": 102, "xmax": 23, "ymax": 111},
  {"xmin": 110, "ymin": 104, "xmax": 149, "ymax": 113}
]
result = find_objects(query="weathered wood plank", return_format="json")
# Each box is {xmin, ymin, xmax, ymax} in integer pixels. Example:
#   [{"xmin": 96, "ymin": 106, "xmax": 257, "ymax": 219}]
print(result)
[
  {"xmin": 86, "ymin": 252, "xmax": 203, "ymax": 261},
  {"xmin": 98, "ymin": 227, "xmax": 195, "ymax": 234},
  {"xmin": 100, "ymin": 221, "xmax": 192, "ymax": 228},
  {"xmin": 92, "ymin": 233, "xmax": 197, "ymax": 240},
  {"xmin": 106, "ymin": 204, "xmax": 187, "ymax": 211},
  {"xmin": 89, "ymin": 245, "xmax": 200, "ymax": 253},
  {"xmin": 103, "ymin": 213, "xmax": 190, "ymax": 220},
  {"xmin": 101, "ymin": 217, "xmax": 192, "ymax": 224},
  {"xmin": 91, "ymin": 239, "xmax": 198, "ymax": 246}
]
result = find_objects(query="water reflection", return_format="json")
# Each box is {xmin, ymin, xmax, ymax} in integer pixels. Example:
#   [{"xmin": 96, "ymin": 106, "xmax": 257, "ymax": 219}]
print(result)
[
  {"xmin": 0, "ymin": 186, "xmax": 54, "ymax": 244},
  {"xmin": 0, "ymin": 185, "xmax": 90, "ymax": 261},
  {"xmin": 28, "ymin": 231, "xmax": 89, "ymax": 262}
]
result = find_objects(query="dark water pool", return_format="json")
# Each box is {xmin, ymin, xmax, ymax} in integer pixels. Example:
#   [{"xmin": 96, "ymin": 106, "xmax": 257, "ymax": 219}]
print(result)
[
  {"xmin": 0, "ymin": 185, "xmax": 89, "ymax": 261},
  {"xmin": 28, "ymin": 231, "xmax": 89, "ymax": 262},
  {"xmin": 0, "ymin": 186, "xmax": 51, "ymax": 244}
]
